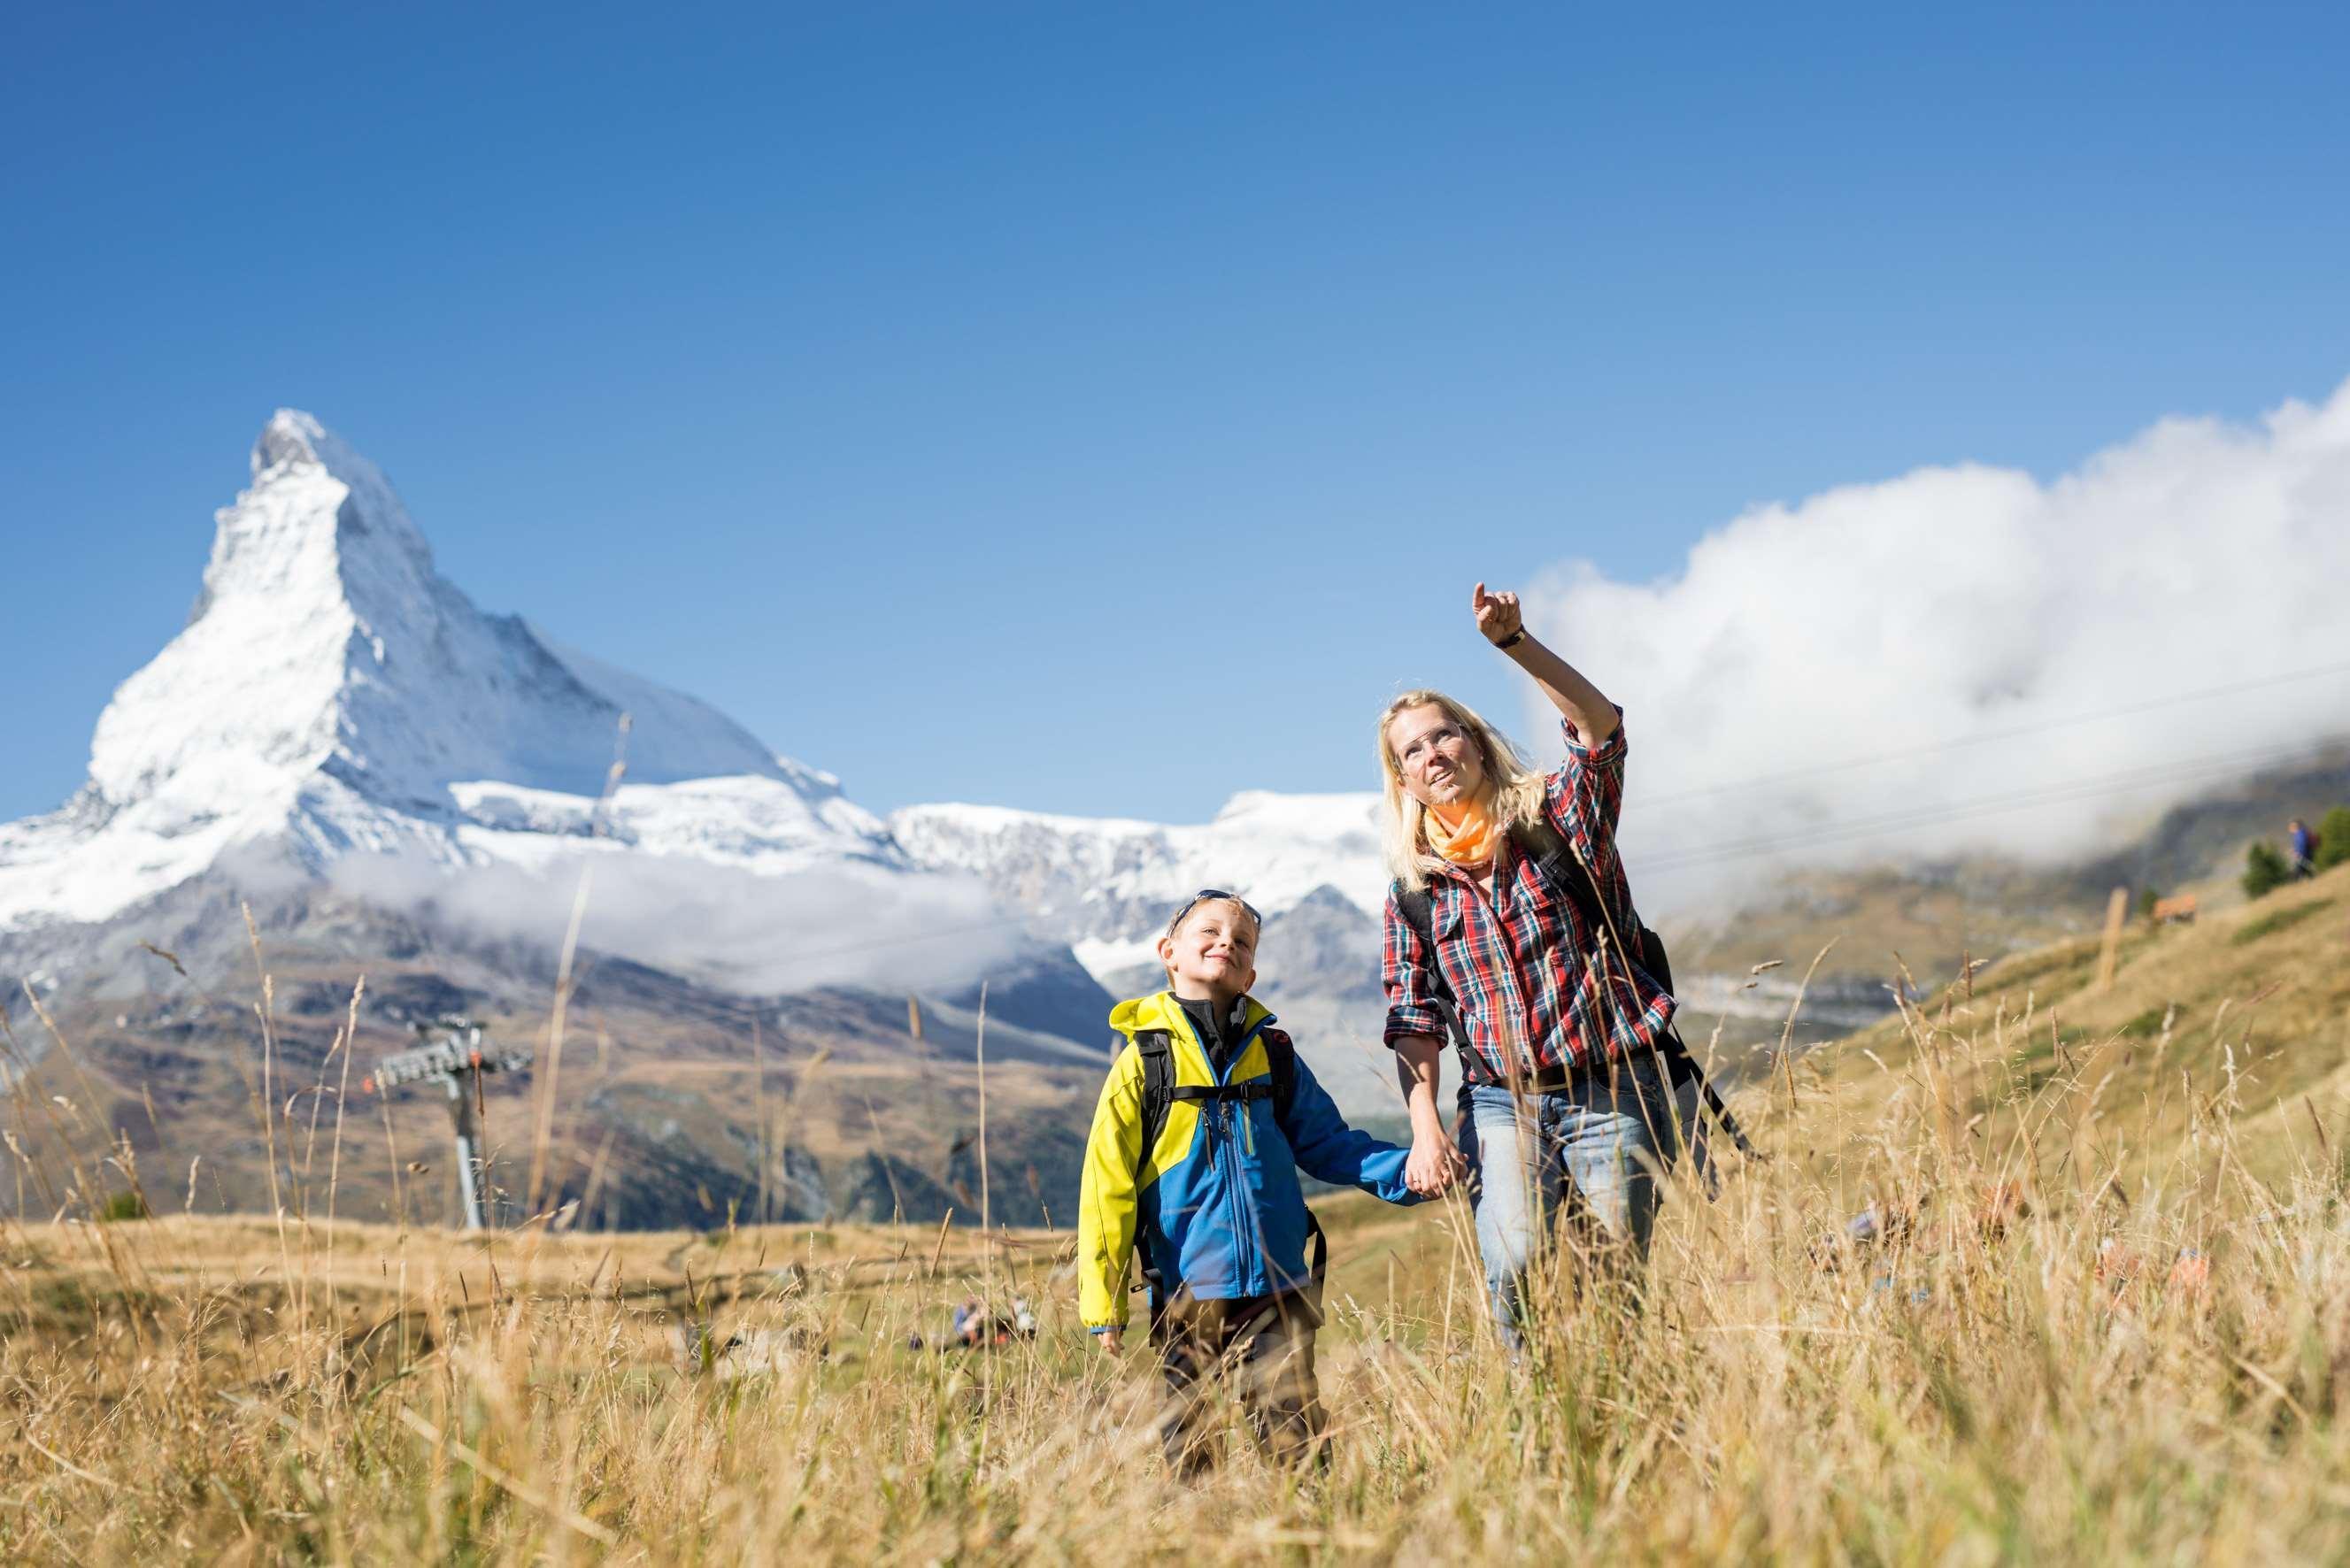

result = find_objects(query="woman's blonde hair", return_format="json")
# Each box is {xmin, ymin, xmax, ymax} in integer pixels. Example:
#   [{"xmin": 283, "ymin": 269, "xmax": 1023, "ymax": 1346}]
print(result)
[{"xmin": 1375, "ymin": 688, "xmax": 1547, "ymax": 892}]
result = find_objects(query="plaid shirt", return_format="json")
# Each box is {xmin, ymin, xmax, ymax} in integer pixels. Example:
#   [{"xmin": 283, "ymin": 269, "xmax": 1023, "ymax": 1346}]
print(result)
[{"xmin": 1381, "ymin": 713, "xmax": 1676, "ymax": 1083}]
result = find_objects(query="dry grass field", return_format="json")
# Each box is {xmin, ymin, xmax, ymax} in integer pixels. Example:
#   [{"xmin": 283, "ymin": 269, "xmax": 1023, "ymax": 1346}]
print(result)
[{"xmin": 4, "ymin": 864, "xmax": 2349, "ymax": 1562}]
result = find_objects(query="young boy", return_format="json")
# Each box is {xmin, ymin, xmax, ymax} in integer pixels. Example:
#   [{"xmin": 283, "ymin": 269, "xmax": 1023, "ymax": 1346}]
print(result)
[{"xmin": 1077, "ymin": 889, "xmax": 1422, "ymax": 1473}]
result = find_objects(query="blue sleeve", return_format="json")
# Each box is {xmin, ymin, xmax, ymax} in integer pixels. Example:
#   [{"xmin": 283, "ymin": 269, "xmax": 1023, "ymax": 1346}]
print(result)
[{"xmin": 1277, "ymin": 1052, "xmax": 1423, "ymax": 1206}]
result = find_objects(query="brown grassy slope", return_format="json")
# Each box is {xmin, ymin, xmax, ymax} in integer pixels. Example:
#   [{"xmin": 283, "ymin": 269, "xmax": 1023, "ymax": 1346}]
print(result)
[
  {"xmin": 7, "ymin": 872, "xmax": 2350, "ymax": 1561},
  {"xmin": 10, "ymin": 1074, "xmax": 2350, "ymax": 1562},
  {"xmin": 1754, "ymin": 857, "xmax": 2350, "ymax": 1204}
]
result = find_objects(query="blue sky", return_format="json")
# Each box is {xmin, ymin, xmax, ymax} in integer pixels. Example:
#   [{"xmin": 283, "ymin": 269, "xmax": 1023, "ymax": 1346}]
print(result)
[{"xmin": 5, "ymin": 2, "xmax": 2347, "ymax": 826}]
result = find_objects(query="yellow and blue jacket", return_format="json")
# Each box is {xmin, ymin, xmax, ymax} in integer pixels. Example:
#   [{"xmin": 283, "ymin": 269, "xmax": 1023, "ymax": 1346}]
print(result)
[{"xmin": 1077, "ymin": 990, "xmax": 1420, "ymax": 1330}]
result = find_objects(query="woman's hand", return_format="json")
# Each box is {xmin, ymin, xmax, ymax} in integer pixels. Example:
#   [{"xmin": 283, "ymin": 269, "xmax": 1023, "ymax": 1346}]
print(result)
[
  {"xmin": 1472, "ymin": 581, "xmax": 1523, "ymax": 647},
  {"xmin": 1406, "ymin": 1128, "xmax": 1469, "ymax": 1195},
  {"xmin": 1471, "ymin": 580, "xmax": 1618, "ymax": 742}
]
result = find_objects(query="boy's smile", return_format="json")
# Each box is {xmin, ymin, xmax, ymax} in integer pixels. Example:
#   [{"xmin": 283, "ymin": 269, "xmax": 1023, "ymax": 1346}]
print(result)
[{"xmin": 1156, "ymin": 898, "xmax": 1260, "ymax": 1005}]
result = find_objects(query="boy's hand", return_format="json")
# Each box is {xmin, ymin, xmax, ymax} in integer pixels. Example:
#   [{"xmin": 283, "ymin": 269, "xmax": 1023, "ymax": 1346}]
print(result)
[
  {"xmin": 1093, "ymin": 1328, "xmax": 1124, "ymax": 1354},
  {"xmin": 1406, "ymin": 1130, "xmax": 1469, "ymax": 1195},
  {"xmin": 1472, "ymin": 581, "xmax": 1524, "ymax": 648}
]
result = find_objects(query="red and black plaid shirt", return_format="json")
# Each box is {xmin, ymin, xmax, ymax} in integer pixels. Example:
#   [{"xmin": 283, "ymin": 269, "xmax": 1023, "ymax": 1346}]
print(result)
[{"xmin": 1381, "ymin": 713, "xmax": 1675, "ymax": 1082}]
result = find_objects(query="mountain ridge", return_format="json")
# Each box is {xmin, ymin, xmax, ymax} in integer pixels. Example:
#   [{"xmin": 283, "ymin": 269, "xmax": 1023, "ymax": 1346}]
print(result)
[{"xmin": 0, "ymin": 412, "xmax": 940, "ymax": 981}]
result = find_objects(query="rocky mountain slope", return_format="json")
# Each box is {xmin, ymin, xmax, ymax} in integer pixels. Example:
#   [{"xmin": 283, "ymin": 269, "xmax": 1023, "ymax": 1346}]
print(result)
[{"xmin": 0, "ymin": 413, "xmax": 1111, "ymax": 1230}]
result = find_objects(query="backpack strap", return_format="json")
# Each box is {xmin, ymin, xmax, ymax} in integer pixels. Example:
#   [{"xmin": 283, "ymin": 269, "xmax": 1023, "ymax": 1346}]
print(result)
[
  {"xmin": 1136, "ymin": 1022, "xmax": 1296, "ymax": 1167},
  {"xmin": 1134, "ymin": 1030, "xmax": 1177, "ymax": 1180},
  {"xmin": 1300, "ymin": 1206, "xmax": 1329, "ymax": 1311},
  {"xmin": 1263, "ymin": 1027, "xmax": 1298, "ymax": 1126},
  {"xmin": 1518, "ymin": 822, "xmax": 1761, "ymax": 1158},
  {"xmin": 1408, "ymin": 825, "xmax": 1758, "ymax": 1157},
  {"xmin": 1171, "ymin": 1081, "xmax": 1274, "ymax": 1103},
  {"xmin": 1129, "ymin": 1030, "xmax": 1177, "ymax": 1310},
  {"xmin": 1129, "ymin": 1023, "xmax": 1309, "ymax": 1311}
]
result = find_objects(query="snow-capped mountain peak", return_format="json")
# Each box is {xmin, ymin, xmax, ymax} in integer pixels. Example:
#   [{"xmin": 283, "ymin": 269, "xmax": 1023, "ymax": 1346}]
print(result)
[{"xmin": 1, "ymin": 412, "xmax": 904, "ymax": 935}]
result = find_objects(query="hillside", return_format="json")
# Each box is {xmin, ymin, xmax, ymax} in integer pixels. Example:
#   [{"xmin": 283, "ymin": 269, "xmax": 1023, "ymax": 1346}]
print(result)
[
  {"xmin": 1768, "ymin": 856, "xmax": 2350, "ymax": 1198},
  {"xmin": 8, "ymin": 907, "xmax": 2350, "ymax": 1560},
  {"xmin": 3, "ymin": 887, "xmax": 1110, "ymax": 1235}
]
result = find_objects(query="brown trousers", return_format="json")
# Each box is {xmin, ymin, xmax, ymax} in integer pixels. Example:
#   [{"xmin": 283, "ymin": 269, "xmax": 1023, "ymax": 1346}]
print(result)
[{"xmin": 1151, "ymin": 1288, "xmax": 1326, "ymax": 1475}]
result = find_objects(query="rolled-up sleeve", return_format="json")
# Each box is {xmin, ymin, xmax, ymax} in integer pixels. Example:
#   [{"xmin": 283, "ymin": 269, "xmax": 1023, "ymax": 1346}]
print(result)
[
  {"xmin": 1546, "ymin": 706, "xmax": 1629, "ymax": 851},
  {"xmin": 1382, "ymin": 889, "xmax": 1450, "ymax": 1046}
]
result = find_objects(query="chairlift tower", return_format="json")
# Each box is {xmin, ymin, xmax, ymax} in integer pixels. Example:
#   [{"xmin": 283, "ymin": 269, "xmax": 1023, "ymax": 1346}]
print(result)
[{"xmin": 363, "ymin": 1015, "xmax": 532, "ymax": 1230}]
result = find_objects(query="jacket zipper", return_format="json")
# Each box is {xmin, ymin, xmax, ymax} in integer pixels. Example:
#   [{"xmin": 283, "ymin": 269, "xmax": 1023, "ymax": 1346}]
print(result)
[
  {"xmin": 1197, "ymin": 1011, "xmax": 1272, "ymax": 1298},
  {"xmin": 1227, "ymin": 1018, "xmax": 1268, "ymax": 1294}
]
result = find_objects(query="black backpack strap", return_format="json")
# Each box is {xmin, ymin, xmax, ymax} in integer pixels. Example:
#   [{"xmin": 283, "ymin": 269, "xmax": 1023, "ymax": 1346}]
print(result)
[
  {"xmin": 1130, "ymin": 1029, "xmax": 1176, "ymax": 1308},
  {"xmin": 1514, "ymin": 816, "xmax": 1678, "ymax": 993},
  {"xmin": 1134, "ymin": 1030, "xmax": 1176, "ymax": 1178},
  {"xmin": 1171, "ymin": 1081, "xmax": 1274, "ymax": 1103},
  {"xmin": 1264, "ymin": 1028, "xmax": 1298, "ymax": 1125},
  {"xmin": 1514, "ymin": 817, "xmax": 1610, "ymax": 943},
  {"xmin": 1514, "ymin": 822, "xmax": 1758, "ymax": 1157},
  {"xmin": 1137, "ymin": 1024, "xmax": 1292, "ymax": 1156}
]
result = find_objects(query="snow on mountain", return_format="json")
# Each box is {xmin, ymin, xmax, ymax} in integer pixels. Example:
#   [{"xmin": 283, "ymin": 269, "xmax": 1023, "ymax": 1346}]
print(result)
[
  {"xmin": 0, "ymin": 412, "xmax": 1009, "ymax": 992},
  {"xmin": 890, "ymin": 796, "xmax": 1405, "ymax": 1115},
  {"xmin": 890, "ymin": 790, "xmax": 1390, "ymax": 974}
]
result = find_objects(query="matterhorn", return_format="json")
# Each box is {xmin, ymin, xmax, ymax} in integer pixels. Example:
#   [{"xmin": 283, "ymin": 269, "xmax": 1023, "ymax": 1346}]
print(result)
[{"xmin": 0, "ymin": 413, "xmax": 1113, "ymax": 1229}]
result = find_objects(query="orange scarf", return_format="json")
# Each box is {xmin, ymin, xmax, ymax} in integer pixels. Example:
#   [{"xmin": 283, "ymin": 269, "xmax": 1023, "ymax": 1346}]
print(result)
[{"xmin": 1424, "ymin": 797, "xmax": 1502, "ymax": 867}]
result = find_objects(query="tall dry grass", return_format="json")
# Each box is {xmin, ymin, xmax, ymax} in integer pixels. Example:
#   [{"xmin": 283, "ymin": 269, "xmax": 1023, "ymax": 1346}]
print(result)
[{"xmin": 4, "ymin": 872, "xmax": 2348, "ymax": 1563}]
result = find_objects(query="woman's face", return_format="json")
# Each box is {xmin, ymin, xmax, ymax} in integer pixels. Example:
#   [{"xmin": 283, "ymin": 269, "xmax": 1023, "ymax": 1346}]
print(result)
[{"xmin": 1386, "ymin": 703, "xmax": 1485, "ymax": 809}]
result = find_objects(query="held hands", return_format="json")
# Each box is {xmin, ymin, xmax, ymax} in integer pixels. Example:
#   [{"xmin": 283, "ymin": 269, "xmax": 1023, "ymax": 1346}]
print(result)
[
  {"xmin": 1472, "ymin": 582, "xmax": 1524, "ymax": 649},
  {"xmin": 1405, "ymin": 1129, "xmax": 1471, "ymax": 1196},
  {"xmin": 1093, "ymin": 1327, "xmax": 1123, "ymax": 1354}
]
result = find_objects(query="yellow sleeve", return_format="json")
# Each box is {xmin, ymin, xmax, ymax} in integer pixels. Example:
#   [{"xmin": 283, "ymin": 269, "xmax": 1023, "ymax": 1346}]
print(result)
[{"xmin": 1076, "ymin": 1044, "xmax": 1145, "ymax": 1330}]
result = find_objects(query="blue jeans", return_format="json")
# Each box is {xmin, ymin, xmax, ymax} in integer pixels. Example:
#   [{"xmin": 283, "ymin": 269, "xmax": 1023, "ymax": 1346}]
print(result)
[{"xmin": 1462, "ymin": 1052, "xmax": 1677, "ymax": 1350}]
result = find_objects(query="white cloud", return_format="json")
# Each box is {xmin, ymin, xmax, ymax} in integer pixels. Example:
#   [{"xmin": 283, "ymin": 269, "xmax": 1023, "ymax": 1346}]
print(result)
[
  {"xmin": 327, "ymin": 851, "xmax": 1029, "ymax": 996},
  {"xmin": 1524, "ymin": 377, "xmax": 2350, "ymax": 905}
]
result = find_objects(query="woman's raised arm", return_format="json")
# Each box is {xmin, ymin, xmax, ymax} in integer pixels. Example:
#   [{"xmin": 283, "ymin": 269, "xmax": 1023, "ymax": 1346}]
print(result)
[{"xmin": 1473, "ymin": 581, "xmax": 1618, "ymax": 746}]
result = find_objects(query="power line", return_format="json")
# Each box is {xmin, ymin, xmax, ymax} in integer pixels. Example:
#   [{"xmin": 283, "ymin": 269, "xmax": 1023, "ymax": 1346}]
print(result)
[{"xmin": 1637, "ymin": 654, "xmax": 2350, "ymax": 807}]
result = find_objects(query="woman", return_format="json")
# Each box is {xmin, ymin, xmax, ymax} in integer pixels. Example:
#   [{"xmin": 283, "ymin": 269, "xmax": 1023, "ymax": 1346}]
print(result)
[{"xmin": 1378, "ymin": 583, "xmax": 1681, "ymax": 1349}]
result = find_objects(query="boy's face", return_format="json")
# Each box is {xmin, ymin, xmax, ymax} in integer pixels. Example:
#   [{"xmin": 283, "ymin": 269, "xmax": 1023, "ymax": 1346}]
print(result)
[
  {"xmin": 1387, "ymin": 702, "xmax": 1485, "ymax": 808},
  {"xmin": 1156, "ymin": 899, "xmax": 1260, "ymax": 1003}
]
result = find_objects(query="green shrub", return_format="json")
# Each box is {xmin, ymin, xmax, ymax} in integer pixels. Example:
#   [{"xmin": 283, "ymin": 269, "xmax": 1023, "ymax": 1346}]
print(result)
[
  {"xmin": 2316, "ymin": 807, "xmax": 2350, "ymax": 873},
  {"xmin": 2136, "ymin": 888, "xmax": 2161, "ymax": 921},
  {"xmin": 96, "ymin": 1189, "xmax": 148, "ymax": 1222},
  {"xmin": 2244, "ymin": 842, "xmax": 2289, "ymax": 900}
]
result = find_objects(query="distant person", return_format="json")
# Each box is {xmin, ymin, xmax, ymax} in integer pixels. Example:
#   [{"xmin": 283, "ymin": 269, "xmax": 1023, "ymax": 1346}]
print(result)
[
  {"xmin": 950, "ymin": 1296, "xmax": 985, "ymax": 1348},
  {"xmin": 2289, "ymin": 818, "xmax": 2316, "ymax": 880},
  {"xmin": 1077, "ymin": 891, "xmax": 1422, "ymax": 1474},
  {"xmin": 1377, "ymin": 584, "xmax": 1684, "ymax": 1353}
]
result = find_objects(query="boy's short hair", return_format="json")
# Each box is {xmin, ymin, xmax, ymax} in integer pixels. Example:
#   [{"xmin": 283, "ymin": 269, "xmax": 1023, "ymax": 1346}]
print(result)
[{"xmin": 1162, "ymin": 889, "xmax": 1263, "ymax": 941}]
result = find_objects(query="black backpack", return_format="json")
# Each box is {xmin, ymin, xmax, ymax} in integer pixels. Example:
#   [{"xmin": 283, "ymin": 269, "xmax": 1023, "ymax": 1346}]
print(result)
[
  {"xmin": 1128, "ymin": 1025, "xmax": 1326, "ymax": 1310},
  {"xmin": 1392, "ymin": 819, "xmax": 1756, "ymax": 1157}
]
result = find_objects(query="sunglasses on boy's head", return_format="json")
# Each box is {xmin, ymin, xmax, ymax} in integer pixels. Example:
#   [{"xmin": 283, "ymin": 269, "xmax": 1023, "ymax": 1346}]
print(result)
[{"xmin": 1164, "ymin": 888, "xmax": 1263, "ymax": 938}]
